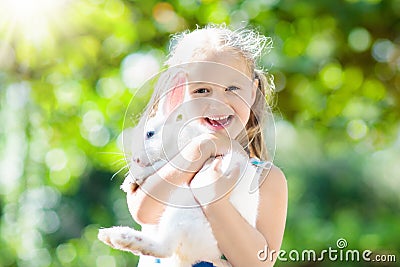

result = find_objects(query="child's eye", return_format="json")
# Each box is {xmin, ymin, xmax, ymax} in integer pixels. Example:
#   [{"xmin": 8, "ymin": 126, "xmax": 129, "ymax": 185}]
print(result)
[
  {"xmin": 193, "ymin": 88, "xmax": 210, "ymax": 94},
  {"xmin": 226, "ymin": 86, "xmax": 240, "ymax": 91}
]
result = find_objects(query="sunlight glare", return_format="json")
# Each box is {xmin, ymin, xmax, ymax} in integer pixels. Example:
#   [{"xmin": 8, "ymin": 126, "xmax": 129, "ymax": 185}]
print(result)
[{"xmin": 0, "ymin": 0, "xmax": 68, "ymax": 43}]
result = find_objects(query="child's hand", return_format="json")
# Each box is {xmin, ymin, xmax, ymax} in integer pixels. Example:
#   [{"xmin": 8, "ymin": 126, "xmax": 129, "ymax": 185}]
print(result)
[
  {"xmin": 176, "ymin": 132, "xmax": 235, "ymax": 173},
  {"xmin": 190, "ymin": 157, "xmax": 241, "ymax": 205},
  {"xmin": 194, "ymin": 132, "xmax": 247, "ymax": 159}
]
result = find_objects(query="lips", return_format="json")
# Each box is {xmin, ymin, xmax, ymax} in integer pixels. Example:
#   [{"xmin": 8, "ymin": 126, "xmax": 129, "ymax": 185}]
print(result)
[{"xmin": 203, "ymin": 115, "xmax": 233, "ymax": 129}]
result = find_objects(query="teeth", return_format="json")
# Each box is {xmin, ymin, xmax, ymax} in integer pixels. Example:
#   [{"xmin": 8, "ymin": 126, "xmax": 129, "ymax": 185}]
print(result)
[{"xmin": 207, "ymin": 115, "xmax": 230, "ymax": 121}]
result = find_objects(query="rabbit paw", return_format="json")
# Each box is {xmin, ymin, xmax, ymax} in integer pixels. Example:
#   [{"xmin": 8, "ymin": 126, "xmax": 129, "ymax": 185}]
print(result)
[
  {"xmin": 98, "ymin": 226, "xmax": 134, "ymax": 249},
  {"xmin": 98, "ymin": 226, "xmax": 162, "ymax": 257}
]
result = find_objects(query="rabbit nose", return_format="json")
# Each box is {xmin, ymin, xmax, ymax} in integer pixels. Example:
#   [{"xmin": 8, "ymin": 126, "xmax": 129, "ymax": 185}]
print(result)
[
  {"xmin": 133, "ymin": 157, "xmax": 144, "ymax": 166},
  {"xmin": 133, "ymin": 156, "xmax": 150, "ymax": 167}
]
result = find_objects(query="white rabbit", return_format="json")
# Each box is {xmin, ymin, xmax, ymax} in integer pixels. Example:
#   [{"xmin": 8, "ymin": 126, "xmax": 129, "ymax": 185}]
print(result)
[{"xmin": 98, "ymin": 70, "xmax": 263, "ymax": 267}]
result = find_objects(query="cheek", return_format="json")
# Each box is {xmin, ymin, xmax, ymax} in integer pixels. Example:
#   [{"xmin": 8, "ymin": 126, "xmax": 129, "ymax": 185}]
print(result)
[
  {"xmin": 231, "ymin": 96, "xmax": 252, "ymax": 122},
  {"xmin": 242, "ymin": 90, "xmax": 256, "ymax": 107},
  {"xmin": 238, "ymin": 108, "xmax": 251, "ymax": 126}
]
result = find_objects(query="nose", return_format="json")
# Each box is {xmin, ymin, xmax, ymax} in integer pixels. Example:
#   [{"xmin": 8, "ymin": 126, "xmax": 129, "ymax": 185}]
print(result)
[
  {"xmin": 212, "ymin": 88, "xmax": 228, "ymax": 102},
  {"xmin": 206, "ymin": 88, "xmax": 233, "ymax": 112},
  {"xmin": 133, "ymin": 156, "xmax": 148, "ymax": 167}
]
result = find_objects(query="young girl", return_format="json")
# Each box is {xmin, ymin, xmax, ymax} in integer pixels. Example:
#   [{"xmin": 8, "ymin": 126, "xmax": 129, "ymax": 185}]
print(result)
[{"xmin": 127, "ymin": 25, "xmax": 287, "ymax": 267}]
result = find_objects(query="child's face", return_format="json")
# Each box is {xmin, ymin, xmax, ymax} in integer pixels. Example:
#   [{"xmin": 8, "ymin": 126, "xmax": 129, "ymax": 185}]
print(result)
[{"xmin": 184, "ymin": 51, "xmax": 258, "ymax": 139}]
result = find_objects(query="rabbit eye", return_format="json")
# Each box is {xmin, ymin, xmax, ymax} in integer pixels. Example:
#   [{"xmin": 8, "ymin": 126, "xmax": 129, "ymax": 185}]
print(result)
[{"xmin": 146, "ymin": 130, "xmax": 155, "ymax": 139}]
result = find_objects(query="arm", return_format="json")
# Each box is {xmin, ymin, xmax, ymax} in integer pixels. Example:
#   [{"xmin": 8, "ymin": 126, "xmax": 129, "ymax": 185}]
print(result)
[
  {"xmin": 195, "ymin": 166, "xmax": 288, "ymax": 267},
  {"xmin": 127, "ymin": 134, "xmax": 226, "ymax": 224}
]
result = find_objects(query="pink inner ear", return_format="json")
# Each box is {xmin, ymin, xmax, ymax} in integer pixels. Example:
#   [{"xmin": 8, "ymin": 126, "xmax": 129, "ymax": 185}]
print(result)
[{"xmin": 164, "ymin": 72, "xmax": 186, "ymax": 114}]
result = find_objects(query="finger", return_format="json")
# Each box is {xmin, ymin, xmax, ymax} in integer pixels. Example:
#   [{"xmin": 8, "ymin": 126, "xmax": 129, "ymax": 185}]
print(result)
[{"xmin": 212, "ymin": 156, "xmax": 223, "ymax": 171}]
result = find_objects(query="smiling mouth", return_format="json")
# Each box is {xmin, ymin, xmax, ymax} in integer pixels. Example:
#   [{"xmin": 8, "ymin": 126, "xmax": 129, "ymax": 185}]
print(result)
[{"xmin": 204, "ymin": 115, "xmax": 233, "ymax": 128}]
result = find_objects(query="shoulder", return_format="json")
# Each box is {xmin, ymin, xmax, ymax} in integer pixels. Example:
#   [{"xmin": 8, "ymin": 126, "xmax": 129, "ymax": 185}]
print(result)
[{"xmin": 258, "ymin": 164, "xmax": 287, "ymax": 198}]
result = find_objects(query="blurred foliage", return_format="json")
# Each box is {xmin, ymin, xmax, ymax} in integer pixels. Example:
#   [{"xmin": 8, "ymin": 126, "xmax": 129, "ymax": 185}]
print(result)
[{"xmin": 0, "ymin": 0, "xmax": 399, "ymax": 266}]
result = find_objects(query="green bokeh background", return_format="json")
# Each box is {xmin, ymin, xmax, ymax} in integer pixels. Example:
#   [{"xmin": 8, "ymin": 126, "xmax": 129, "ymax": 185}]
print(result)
[{"xmin": 0, "ymin": 0, "xmax": 399, "ymax": 266}]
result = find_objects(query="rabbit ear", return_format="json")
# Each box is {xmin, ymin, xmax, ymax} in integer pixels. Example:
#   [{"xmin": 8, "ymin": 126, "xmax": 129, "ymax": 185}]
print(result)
[{"xmin": 163, "ymin": 70, "xmax": 187, "ymax": 115}]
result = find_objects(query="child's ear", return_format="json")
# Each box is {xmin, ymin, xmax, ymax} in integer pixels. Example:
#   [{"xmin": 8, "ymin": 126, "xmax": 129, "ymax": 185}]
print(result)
[{"xmin": 163, "ymin": 71, "xmax": 187, "ymax": 115}]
